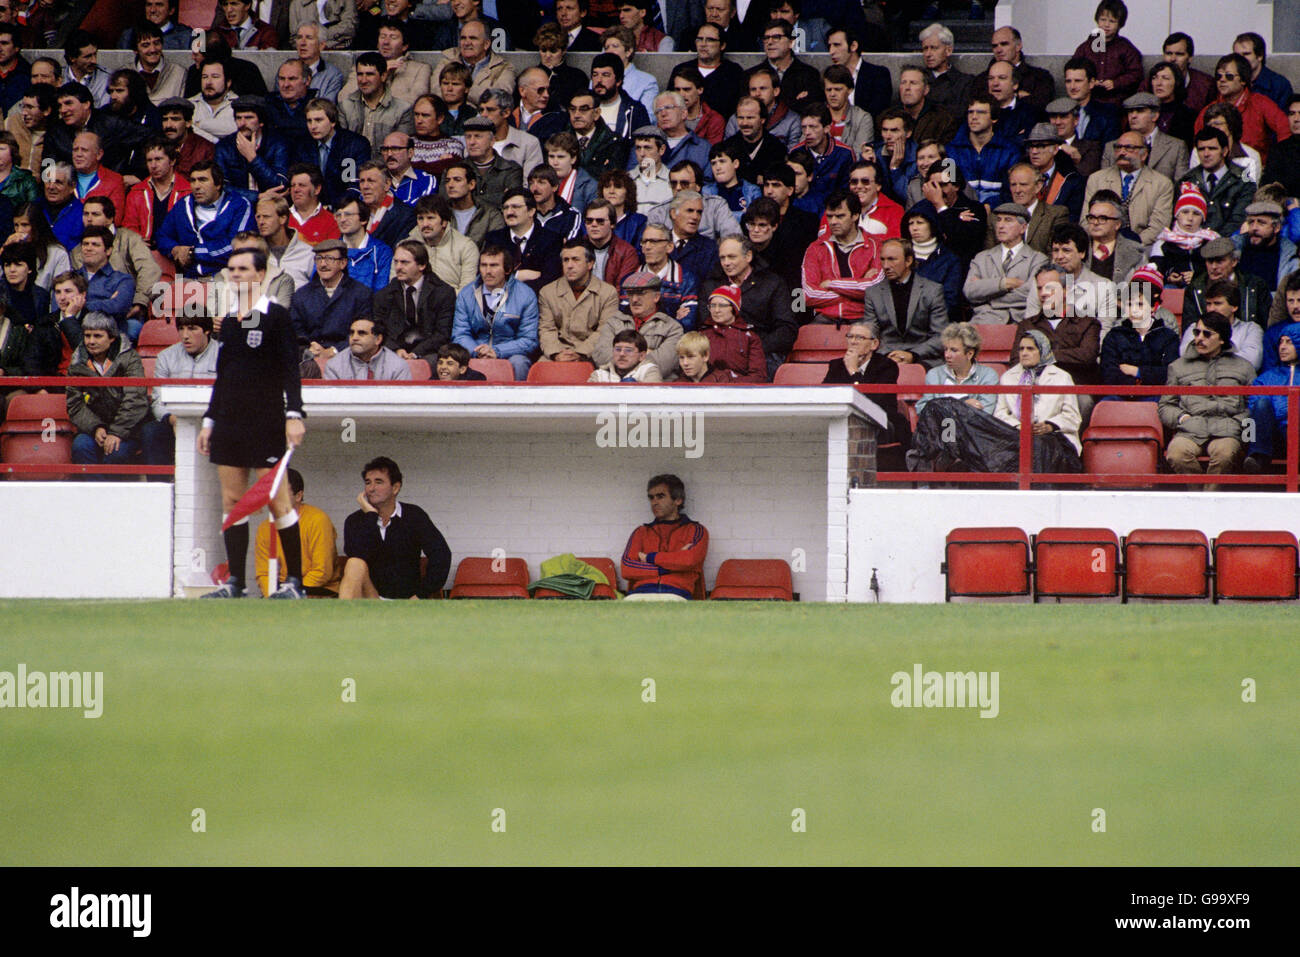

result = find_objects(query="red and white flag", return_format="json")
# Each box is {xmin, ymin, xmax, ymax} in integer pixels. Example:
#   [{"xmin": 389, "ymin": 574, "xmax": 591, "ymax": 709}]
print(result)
[{"xmin": 221, "ymin": 449, "xmax": 294, "ymax": 531}]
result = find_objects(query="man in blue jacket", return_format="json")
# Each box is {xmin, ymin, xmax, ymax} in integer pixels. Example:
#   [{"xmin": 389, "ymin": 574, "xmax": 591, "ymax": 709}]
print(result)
[
  {"xmin": 452, "ymin": 244, "xmax": 539, "ymax": 381},
  {"xmin": 214, "ymin": 97, "xmax": 290, "ymax": 205},
  {"xmin": 289, "ymin": 239, "xmax": 374, "ymax": 358},
  {"xmin": 297, "ymin": 97, "xmax": 371, "ymax": 208},
  {"xmin": 156, "ymin": 160, "xmax": 254, "ymax": 277},
  {"xmin": 335, "ymin": 195, "xmax": 393, "ymax": 292},
  {"xmin": 1244, "ymin": 309, "xmax": 1300, "ymax": 472},
  {"xmin": 947, "ymin": 95, "xmax": 1021, "ymax": 205}
]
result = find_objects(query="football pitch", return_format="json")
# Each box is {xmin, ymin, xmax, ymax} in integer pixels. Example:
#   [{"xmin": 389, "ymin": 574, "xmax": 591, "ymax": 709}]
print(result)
[{"xmin": 1, "ymin": 600, "xmax": 1295, "ymax": 866}]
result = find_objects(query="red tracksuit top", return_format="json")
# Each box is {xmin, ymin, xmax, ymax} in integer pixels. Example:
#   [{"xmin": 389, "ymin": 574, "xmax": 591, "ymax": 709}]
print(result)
[{"xmin": 621, "ymin": 515, "xmax": 709, "ymax": 597}]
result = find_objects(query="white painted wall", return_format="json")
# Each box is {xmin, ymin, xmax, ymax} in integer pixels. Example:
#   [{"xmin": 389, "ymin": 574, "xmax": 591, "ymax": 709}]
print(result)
[
  {"xmin": 0, "ymin": 484, "xmax": 173, "ymax": 598},
  {"xmin": 848, "ymin": 489, "xmax": 1300, "ymax": 603},
  {"xmin": 1000, "ymin": 0, "xmax": 1274, "ymax": 58}
]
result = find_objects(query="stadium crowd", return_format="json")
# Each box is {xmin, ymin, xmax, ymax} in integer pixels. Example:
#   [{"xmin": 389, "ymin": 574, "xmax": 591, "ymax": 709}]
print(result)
[{"xmin": 0, "ymin": 0, "xmax": 1297, "ymax": 485}]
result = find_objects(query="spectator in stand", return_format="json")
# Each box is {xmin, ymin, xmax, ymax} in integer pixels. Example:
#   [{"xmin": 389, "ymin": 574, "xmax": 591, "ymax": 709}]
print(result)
[
  {"xmin": 983, "ymin": 60, "xmax": 1039, "ymax": 146},
  {"xmin": 325, "ymin": 316, "xmax": 413, "ymax": 380},
  {"xmin": 991, "ymin": 330, "xmax": 1083, "ymax": 470},
  {"xmin": 532, "ymin": 21, "xmax": 589, "ymax": 112},
  {"xmin": 295, "ymin": 23, "xmax": 344, "ymax": 103},
  {"xmin": 215, "ymin": 97, "xmax": 290, "ymax": 204},
  {"xmin": 620, "ymin": 473, "xmax": 708, "ymax": 602},
  {"xmin": 997, "ymin": 161, "xmax": 1068, "ymax": 256},
  {"xmin": 410, "ymin": 94, "xmax": 464, "ymax": 177},
  {"xmin": 903, "ymin": 140, "xmax": 954, "ymax": 209},
  {"xmin": 698, "ymin": 283, "xmax": 765, "ymax": 381},
  {"xmin": 1145, "ymin": 60, "xmax": 1197, "ymax": 147},
  {"xmin": 798, "ymin": 101, "xmax": 852, "ymax": 203},
  {"xmin": 515, "ymin": 67, "xmax": 565, "ymax": 145},
  {"xmin": 1070, "ymin": 0, "xmax": 1142, "ymax": 106},
  {"xmin": 672, "ymin": 330, "xmax": 731, "ymax": 383},
  {"xmin": 603, "ymin": 25, "xmax": 659, "ymax": 115},
  {"xmin": 48, "ymin": 82, "xmax": 149, "ymax": 175},
  {"xmin": 529, "ymin": 164, "xmax": 583, "ymax": 242},
  {"xmin": 1045, "ymin": 96, "xmax": 1101, "ymax": 180},
  {"xmin": 565, "ymin": 87, "xmax": 627, "ymax": 182},
  {"xmin": 1196, "ymin": 53, "xmax": 1290, "ymax": 165},
  {"xmin": 918, "ymin": 23, "xmax": 972, "ymax": 119},
  {"xmin": 689, "ymin": 21, "xmax": 745, "ymax": 121},
  {"xmin": 1082, "ymin": 190, "xmax": 1144, "ymax": 284},
  {"xmin": 820, "ymin": 318, "xmax": 909, "ymax": 440},
  {"xmin": 123, "ymin": 137, "xmax": 190, "ymax": 246},
  {"xmin": 802, "ymin": 189, "xmax": 882, "ymax": 326},
  {"xmin": 588, "ymin": 52, "xmax": 649, "ymax": 143},
  {"xmin": 642, "ymin": 93, "xmax": 710, "ymax": 176},
  {"xmin": 119, "ymin": 0, "xmax": 198, "ymax": 51},
  {"xmin": 69, "ymin": 132, "xmax": 125, "ymax": 226},
  {"xmin": 156, "ymin": 160, "xmax": 252, "ymax": 277},
  {"xmin": 129, "ymin": 24, "xmax": 186, "ymax": 107},
  {"xmin": 669, "ymin": 65, "xmax": 724, "ymax": 146},
  {"xmin": 484, "ymin": 187, "xmax": 563, "ymax": 293},
  {"xmin": 703, "ymin": 142, "xmax": 758, "ymax": 223},
  {"xmin": 702, "ymin": 234, "xmax": 795, "ymax": 376},
  {"xmin": 1017, "ymin": 264, "xmax": 1101, "ymax": 416},
  {"xmin": 262, "ymin": 59, "xmax": 313, "ymax": 151},
  {"xmin": 544, "ymin": 131, "xmax": 598, "ymax": 215},
  {"xmin": 441, "ymin": 160, "xmax": 503, "ymax": 248},
  {"xmin": 335, "ymin": 195, "xmax": 393, "ymax": 292},
  {"xmin": 589, "ymin": 327, "xmax": 663, "ymax": 382},
  {"xmin": 863, "ymin": 237, "xmax": 948, "ymax": 369},
  {"xmin": 1161, "ymin": 305, "xmax": 1256, "ymax": 489},
  {"xmin": 11, "ymin": 84, "xmax": 55, "ymax": 176},
  {"xmin": 72, "ymin": 197, "xmax": 157, "ymax": 329},
  {"xmin": 719, "ymin": 95, "xmax": 787, "ymax": 185},
  {"xmin": 648, "ymin": 160, "xmax": 739, "ymax": 241},
  {"xmin": 62, "ymin": 31, "xmax": 111, "ymax": 110},
  {"xmin": 1201, "ymin": 102, "xmax": 1262, "ymax": 185},
  {"xmin": 1083, "ymin": 130, "xmax": 1174, "ymax": 248},
  {"xmin": 452, "ymin": 244, "xmax": 539, "ymax": 380},
  {"xmin": 298, "ymin": 97, "xmax": 371, "ymax": 208},
  {"xmin": 554, "ymin": 0, "xmax": 604, "ymax": 52},
  {"xmin": 1232, "ymin": 201, "xmax": 1299, "ymax": 294},
  {"xmin": 0, "ymin": 131, "xmax": 36, "ymax": 206},
  {"xmin": 872, "ymin": 108, "xmax": 917, "ymax": 204},
  {"xmin": 1233, "ymin": 33, "xmax": 1293, "ymax": 113},
  {"xmin": 974, "ymin": 26, "xmax": 1055, "ymax": 113},
  {"xmin": 141, "ymin": 314, "xmax": 219, "ymax": 468},
  {"xmin": 373, "ymin": 238, "xmax": 455, "ymax": 361},
  {"xmin": 584, "ymin": 198, "xmax": 640, "ymax": 288},
  {"xmin": 1100, "ymin": 264, "xmax": 1181, "ymax": 394},
  {"xmin": 725, "ymin": 66, "xmax": 801, "ymax": 152},
  {"xmin": 619, "ymin": 0, "xmax": 674, "ymax": 52},
  {"xmin": 964, "ymin": 202, "xmax": 1048, "ymax": 325},
  {"xmin": 1261, "ymin": 96, "xmax": 1300, "ymax": 198},
  {"xmin": 37, "ymin": 161, "xmax": 84, "ymax": 251},
  {"xmin": 291, "ymin": 238, "xmax": 374, "ymax": 358},
  {"xmin": 625, "ymin": 126, "xmax": 669, "ymax": 213},
  {"xmin": 339, "ymin": 53, "xmax": 415, "ymax": 156},
  {"xmin": 664, "ymin": 190, "xmax": 717, "ymax": 287},
  {"xmin": 914, "ymin": 321, "xmax": 999, "ymax": 417},
  {"xmin": 284, "ymin": 164, "xmax": 339, "ymax": 244},
  {"xmin": 601, "ymin": 169, "xmax": 648, "ymax": 246},
  {"xmin": 188, "ymin": 60, "xmax": 239, "ymax": 145},
  {"xmin": 215, "ymin": 0, "xmax": 279, "ymax": 49},
  {"xmin": 1101, "ymin": 92, "xmax": 1187, "ymax": 183},
  {"xmin": 434, "ymin": 342, "xmax": 486, "ymax": 381},
  {"xmin": 539, "ymin": 238, "xmax": 620, "ymax": 362},
  {"xmin": 1062, "ymin": 58, "xmax": 1121, "ymax": 147},
  {"xmin": 47, "ymin": 270, "xmax": 89, "ymax": 356},
  {"xmin": 291, "ymin": 0, "xmax": 356, "ymax": 51},
  {"xmin": 903, "ymin": 207, "xmax": 962, "ymax": 315},
  {"xmin": 1179, "ymin": 277, "xmax": 1263, "ymax": 371},
  {"xmin": 1150, "ymin": 183, "xmax": 1219, "ymax": 288},
  {"xmin": 158, "ymin": 97, "xmax": 214, "ymax": 177},
  {"xmin": 822, "ymin": 65, "xmax": 874, "ymax": 158},
  {"xmin": 9, "ymin": 201, "xmax": 70, "ymax": 292},
  {"xmin": 0, "ymin": 241, "xmax": 48, "ymax": 328},
  {"xmin": 1144, "ymin": 32, "xmax": 1213, "ymax": 118},
  {"xmin": 912, "ymin": 163, "xmax": 987, "ymax": 267},
  {"xmin": 479, "ymin": 89, "xmax": 542, "ymax": 180},
  {"xmin": 358, "ymin": 161, "xmax": 416, "ymax": 251},
  {"xmin": 1183, "ymin": 237, "xmax": 1272, "ymax": 333},
  {"xmin": 636, "ymin": 222, "xmax": 698, "ymax": 329},
  {"xmin": 592, "ymin": 270, "xmax": 683, "ymax": 378},
  {"xmin": 410, "ymin": 193, "xmax": 478, "ymax": 292},
  {"xmin": 381, "ymin": 132, "xmax": 437, "ymax": 207},
  {"xmin": 1244, "ymin": 306, "xmax": 1300, "ymax": 471},
  {"xmin": 750, "ymin": 18, "xmax": 821, "ymax": 110},
  {"xmin": 65, "ymin": 311, "xmax": 146, "ymax": 479},
  {"xmin": 255, "ymin": 468, "xmax": 342, "ymax": 597},
  {"xmin": 947, "ymin": 94, "xmax": 1020, "ymax": 205},
  {"xmin": 1046, "ymin": 222, "xmax": 1111, "ymax": 330}
]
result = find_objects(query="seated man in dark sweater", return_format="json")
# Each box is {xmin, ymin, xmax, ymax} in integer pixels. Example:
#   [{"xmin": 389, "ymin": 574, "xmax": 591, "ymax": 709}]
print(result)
[{"xmin": 339, "ymin": 456, "xmax": 452, "ymax": 600}]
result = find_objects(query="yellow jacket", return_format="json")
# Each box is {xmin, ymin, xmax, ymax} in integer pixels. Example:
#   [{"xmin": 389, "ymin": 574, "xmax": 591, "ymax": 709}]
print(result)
[{"xmin": 256, "ymin": 503, "xmax": 342, "ymax": 596}]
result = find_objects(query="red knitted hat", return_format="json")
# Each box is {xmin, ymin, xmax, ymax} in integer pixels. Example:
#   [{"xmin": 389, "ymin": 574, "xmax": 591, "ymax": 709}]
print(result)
[
  {"xmin": 708, "ymin": 285, "xmax": 742, "ymax": 314},
  {"xmin": 1130, "ymin": 264, "xmax": 1164, "ymax": 300},
  {"xmin": 1174, "ymin": 182, "xmax": 1207, "ymax": 218}
]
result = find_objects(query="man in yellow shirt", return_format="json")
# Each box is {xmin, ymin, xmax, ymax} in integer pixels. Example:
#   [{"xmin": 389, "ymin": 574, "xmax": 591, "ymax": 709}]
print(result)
[{"xmin": 255, "ymin": 469, "xmax": 342, "ymax": 596}]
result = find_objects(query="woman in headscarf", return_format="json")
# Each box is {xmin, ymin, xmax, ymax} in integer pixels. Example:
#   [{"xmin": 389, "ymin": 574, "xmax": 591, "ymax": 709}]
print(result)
[{"xmin": 995, "ymin": 329, "xmax": 1083, "ymax": 469}]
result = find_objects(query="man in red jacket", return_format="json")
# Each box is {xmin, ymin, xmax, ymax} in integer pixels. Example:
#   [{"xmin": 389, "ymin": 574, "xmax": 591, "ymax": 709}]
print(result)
[{"xmin": 621, "ymin": 474, "xmax": 709, "ymax": 600}]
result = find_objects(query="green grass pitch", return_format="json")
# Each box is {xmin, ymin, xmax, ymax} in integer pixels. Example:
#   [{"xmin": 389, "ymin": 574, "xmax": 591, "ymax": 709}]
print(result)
[{"xmin": 1, "ymin": 600, "xmax": 1295, "ymax": 866}]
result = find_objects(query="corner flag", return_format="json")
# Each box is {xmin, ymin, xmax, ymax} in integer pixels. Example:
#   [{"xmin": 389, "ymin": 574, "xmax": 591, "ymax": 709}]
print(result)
[{"xmin": 221, "ymin": 448, "xmax": 295, "ymax": 531}]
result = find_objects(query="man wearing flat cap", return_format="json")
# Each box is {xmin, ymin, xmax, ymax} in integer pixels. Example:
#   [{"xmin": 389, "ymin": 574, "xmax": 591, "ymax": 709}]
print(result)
[
  {"xmin": 458, "ymin": 113, "xmax": 522, "ymax": 209},
  {"xmin": 1084, "ymin": 128, "xmax": 1174, "ymax": 248},
  {"xmin": 1183, "ymin": 237, "xmax": 1273, "ymax": 333},
  {"xmin": 963, "ymin": 202, "xmax": 1048, "ymax": 325},
  {"xmin": 1101, "ymin": 93, "xmax": 1188, "ymax": 182},
  {"xmin": 592, "ymin": 270, "xmax": 685, "ymax": 379},
  {"xmin": 1045, "ymin": 96, "xmax": 1100, "ymax": 179},
  {"xmin": 214, "ymin": 96, "xmax": 291, "ymax": 203},
  {"xmin": 1232, "ymin": 200, "xmax": 1300, "ymax": 292},
  {"xmin": 1024, "ymin": 122, "xmax": 1084, "ymax": 222}
]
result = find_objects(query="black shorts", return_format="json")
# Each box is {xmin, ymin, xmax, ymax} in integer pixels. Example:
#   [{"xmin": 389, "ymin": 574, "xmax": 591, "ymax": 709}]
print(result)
[{"xmin": 208, "ymin": 408, "xmax": 285, "ymax": 469}]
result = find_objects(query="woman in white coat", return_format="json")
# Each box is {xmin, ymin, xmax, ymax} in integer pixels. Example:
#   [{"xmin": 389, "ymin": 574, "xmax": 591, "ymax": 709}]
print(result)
[{"xmin": 995, "ymin": 329, "xmax": 1083, "ymax": 461}]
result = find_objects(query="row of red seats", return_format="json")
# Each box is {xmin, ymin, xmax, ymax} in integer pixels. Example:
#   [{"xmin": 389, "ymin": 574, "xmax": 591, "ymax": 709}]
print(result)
[{"xmin": 944, "ymin": 527, "xmax": 1299, "ymax": 602}]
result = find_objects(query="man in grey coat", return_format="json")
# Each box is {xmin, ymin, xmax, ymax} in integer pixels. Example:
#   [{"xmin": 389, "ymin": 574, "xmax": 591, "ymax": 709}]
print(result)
[
  {"xmin": 963, "ymin": 202, "xmax": 1048, "ymax": 325},
  {"xmin": 337, "ymin": 52, "xmax": 414, "ymax": 154},
  {"xmin": 862, "ymin": 238, "xmax": 949, "ymax": 369}
]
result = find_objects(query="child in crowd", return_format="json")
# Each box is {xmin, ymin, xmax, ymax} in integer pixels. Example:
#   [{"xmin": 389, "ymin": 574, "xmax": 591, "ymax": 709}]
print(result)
[
  {"xmin": 673, "ymin": 332, "xmax": 730, "ymax": 383},
  {"xmin": 435, "ymin": 343, "xmax": 487, "ymax": 381},
  {"xmin": 1071, "ymin": 0, "xmax": 1143, "ymax": 105},
  {"xmin": 1150, "ymin": 183, "xmax": 1219, "ymax": 287}
]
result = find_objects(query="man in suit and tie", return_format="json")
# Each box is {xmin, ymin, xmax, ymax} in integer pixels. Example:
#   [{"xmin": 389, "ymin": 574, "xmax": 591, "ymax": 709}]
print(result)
[
  {"xmin": 1101, "ymin": 93, "xmax": 1188, "ymax": 184},
  {"xmin": 1083, "ymin": 191, "xmax": 1146, "ymax": 284},
  {"xmin": 995, "ymin": 163, "xmax": 1068, "ymax": 256},
  {"xmin": 300, "ymin": 97, "xmax": 371, "ymax": 208},
  {"xmin": 1063, "ymin": 58, "xmax": 1120, "ymax": 145},
  {"xmin": 863, "ymin": 238, "xmax": 949, "ymax": 369},
  {"xmin": 1084, "ymin": 131, "xmax": 1174, "ymax": 248},
  {"xmin": 484, "ymin": 188, "xmax": 563, "ymax": 294},
  {"xmin": 963, "ymin": 202, "xmax": 1048, "ymax": 325},
  {"xmin": 1046, "ymin": 97, "xmax": 1101, "ymax": 180},
  {"xmin": 1178, "ymin": 127, "xmax": 1254, "ymax": 236},
  {"xmin": 373, "ymin": 238, "xmax": 456, "ymax": 361}
]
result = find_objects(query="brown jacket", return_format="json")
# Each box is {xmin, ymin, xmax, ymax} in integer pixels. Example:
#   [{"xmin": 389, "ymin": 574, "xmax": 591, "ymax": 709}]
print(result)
[
  {"xmin": 1016, "ymin": 313, "xmax": 1102, "ymax": 384},
  {"xmin": 538, "ymin": 275, "xmax": 620, "ymax": 359}
]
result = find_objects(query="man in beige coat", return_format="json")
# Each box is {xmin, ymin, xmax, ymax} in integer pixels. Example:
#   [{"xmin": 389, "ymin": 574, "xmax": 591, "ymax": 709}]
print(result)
[
  {"xmin": 430, "ymin": 20, "xmax": 516, "ymax": 106},
  {"xmin": 538, "ymin": 239, "xmax": 620, "ymax": 361},
  {"xmin": 340, "ymin": 20, "xmax": 433, "ymax": 107},
  {"xmin": 1083, "ymin": 131, "xmax": 1174, "ymax": 247},
  {"xmin": 405, "ymin": 194, "xmax": 479, "ymax": 292}
]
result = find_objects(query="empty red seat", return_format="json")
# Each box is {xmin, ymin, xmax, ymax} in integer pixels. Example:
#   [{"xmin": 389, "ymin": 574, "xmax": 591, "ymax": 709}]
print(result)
[
  {"xmin": 787, "ymin": 324, "xmax": 848, "ymax": 362},
  {"xmin": 448, "ymin": 557, "xmax": 531, "ymax": 598},
  {"xmin": 1123, "ymin": 529, "xmax": 1209, "ymax": 600},
  {"xmin": 943, "ymin": 527, "xmax": 1030, "ymax": 600},
  {"xmin": 405, "ymin": 358, "xmax": 431, "ymax": 380},
  {"xmin": 708, "ymin": 558, "xmax": 794, "ymax": 600},
  {"xmin": 141, "ymin": 356, "xmax": 157, "ymax": 378},
  {"xmin": 1161, "ymin": 288, "xmax": 1184, "ymax": 328},
  {"xmin": 468, "ymin": 358, "xmax": 514, "ymax": 382},
  {"xmin": 1082, "ymin": 401, "xmax": 1163, "ymax": 487},
  {"xmin": 526, "ymin": 360, "xmax": 596, "ymax": 384},
  {"xmin": 896, "ymin": 363, "xmax": 926, "ymax": 431},
  {"xmin": 976, "ymin": 323, "xmax": 1018, "ymax": 364},
  {"xmin": 532, "ymin": 557, "xmax": 620, "ymax": 599},
  {"xmin": 0, "ymin": 393, "xmax": 76, "ymax": 479},
  {"xmin": 773, "ymin": 362, "xmax": 830, "ymax": 384},
  {"xmin": 1213, "ymin": 531, "xmax": 1299, "ymax": 601},
  {"xmin": 136, "ymin": 319, "xmax": 180, "ymax": 358},
  {"xmin": 1034, "ymin": 527, "xmax": 1120, "ymax": 600}
]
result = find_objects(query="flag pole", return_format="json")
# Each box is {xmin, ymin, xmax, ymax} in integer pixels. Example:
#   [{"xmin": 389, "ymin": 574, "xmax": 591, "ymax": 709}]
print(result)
[{"xmin": 266, "ymin": 447, "xmax": 294, "ymax": 594}]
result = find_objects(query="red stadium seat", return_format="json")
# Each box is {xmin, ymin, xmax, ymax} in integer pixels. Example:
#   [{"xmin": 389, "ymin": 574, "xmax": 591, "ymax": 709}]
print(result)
[
  {"xmin": 448, "ymin": 557, "xmax": 531, "ymax": 598},
  {"xmin": 141, "ymin": 356, "xmax": 157, "ymax": 378},
  {"xmin": 405, "ymin": 358, "xmax": 431, "ymax": 380},
  {"xmin": 136, "ymin": 319, "xmax": 180, "ymax": 358},
  {"xmin": 526, "ymin": 360, "xmax": 596, "ymax": 384},
  {"xmin": 1082, "ymin": 401, "xmax": 1163, "ymax": 487},
  {"xmin": 532, "ymin": 557, "xmax": 620, "ymax": 599},
  {"xmin": 1161, "ymin": 288, "xmax": 1184, "ymax": 328},
  {"xmin": 788, "ymin": 324, "xmax": 849, "ymax": 362},
  {"xmin": 983, "ymin": 361, "xmax": 1007, "ymax": 378},
  {"xmin": 1213, "ymin": 531, "xmax": 1299, "ymax": 602},
  {"xmin": 976, "ymin": 323, "xmax": 1019, "ymax": 364},
  {"xmin": 773, "ymin": 362, "xmax": 830, "ymax": 384},
  {"xmin": 942, "ymin": 527, "xmax": 1031, "ymax": 600},
  {"xmin": 896, "ymin": 363, "xmax": 926, "ymax": 431},
  {"xmin": 315, "ymin": 354, "xmax": 330, "ymax": 376},
  {"xmin": 151, "ymin": 279, "xmax": 208, "ymax": 320},
  {"xmin": 1033, "ymin": 527, "xmax": 1121, "ymax": 600},
  {"xmin": 708, "ymin": 559, "xmax": 794, "ymax": 600},
  {"xmin": 0, "ymin": 393, "xmax": 76, "ymax": 479},
  {"xmin": 1085, "ymin": 401, "xmax": 1162, "ymax": 442},
  {"xmin": 468, "ymin": 358, "xmax": 514, "ymax": 382},
  {"xmin": 1122, "ymin": 529, "xmax": 1210, "ymax": 601}
]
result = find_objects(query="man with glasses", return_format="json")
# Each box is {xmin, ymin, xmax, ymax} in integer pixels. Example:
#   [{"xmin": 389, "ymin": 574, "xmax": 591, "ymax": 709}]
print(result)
[
  {"xmin": 752, "ymin": 18, "xmax": 821, "ymax": 109},
  {"xmin": 1197, "ymin": 53, "xmax": 1290, "ymax": 164},
  {"xmin": 1160, "ymin": 301, "xmax": 1256, "ymax": 490},
  {"xmin": 566, "ymin": 89, "xmax": 627, "ymax": 179},
  {"xmin": 1083, "ymin": 130, "xmax": 1173, "ymax": 248},
  {"xmin": 381, "ymin": 131, "xmax": 437, "ymax": 206},
  {"xmin": 1082, "ymin": 191, "xmax": 1144, "ymax": 283},
  {"xmin": 583, "ymin": 198, "xmax": 639, "ymax": 289},
  {"xmin": 1177, "ymin": 277, "xmax": 1262, "ymax": 370},
  {"xmin": 290, "ymin": 238, "xmax": 374, "ymax": 357},
  {"xmin": 636, "ymin": 222, "xmax": 698, "ymax": 329},
  {"xmin": 639, "ymin": 93, "xmax": 710, "ymax": 178},
  {"xmin": 484, "ymin": 188, "xmax": 562, "ymax": 293},
  {"xmin": 690, "ymin": 21, "xmax": 745, "ymax": 121},
  {"xmin": 647, "ymin": 161, "xmax": 740, "ymax": 244},
  {"xmin": 1101, "ymin": 92, "xmax": 1187, "ymax": 183},
  {"xmin": 515, "ymin": 67, "xmax": 566, "ymax": 144}
]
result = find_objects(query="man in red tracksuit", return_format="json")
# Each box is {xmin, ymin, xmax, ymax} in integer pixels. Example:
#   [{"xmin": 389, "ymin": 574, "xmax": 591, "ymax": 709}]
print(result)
[
  {"xmin": 621, "ymin": 474, "xmax": 709, "ymax": 600},
  {"xmin": 801, "ymin": 189, "xmax": 884, "ymax": 325}
]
